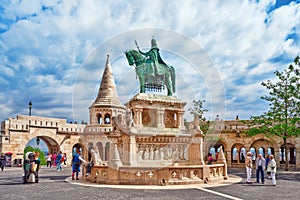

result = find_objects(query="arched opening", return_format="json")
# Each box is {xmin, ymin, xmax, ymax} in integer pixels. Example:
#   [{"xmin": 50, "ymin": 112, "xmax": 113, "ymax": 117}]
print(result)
[
  {"xmin": 104, "ymin": 113, "xmax": 111, "ymax": 124},
  {"xmin": 105, "ymin": 142, "xmax": 110, "ymax": 161},
  {"xmin": 72, "ymin": 143, "xmax": 84, "ymax": 161},
  {"xmin": 97, "ymin": 113, "xmax": 102, "ymax": 124},
  {"xmin": 231, "ymin": 143, "xmax": 245, "ymax": 164},
  {"xmin": 97, "ymin": 142, "xmax": 104, "ymax": 160},
  {"xmin": 24, "ymin": 136, "xmax": 60, "ymax": 167},
  {"xmin": 267, "ymin": 147, "xmax": 274, "ymax": 156},
  {"xmin": 280, "ymin": 143, "xmax": 296, "ymax": 164},
  {"xmin": 207, "ymin": 142, "xmax": 224, "ymax": 162},
  {"xmin": 240, "ymin": 147, "xmax": 246, "ymax": 163},
  {"xmin": 87, "ymin": 142, "xmax": 94, "ymax": 162},
  {"xmin": 258, "ymin": 147, "xmax": 265, "ymax": 157},
  {"xmin": 250, "ymin": 147, "xmax": 256, "ymax": 162},
  {"xmin": 232, "ymin": 147, "xmax": 238, "ymax": 163}
]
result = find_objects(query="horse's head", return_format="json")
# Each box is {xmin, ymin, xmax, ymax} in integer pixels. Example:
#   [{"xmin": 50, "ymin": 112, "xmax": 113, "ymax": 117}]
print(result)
[{"xmin": 125, "ymin": 50, "xmax": 135, "ymax": 66}]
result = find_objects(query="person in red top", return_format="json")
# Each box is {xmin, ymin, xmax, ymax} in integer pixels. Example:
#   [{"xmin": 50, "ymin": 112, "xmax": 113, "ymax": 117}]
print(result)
[{"xmin": 52, "ymin": 153, "xmax": 57, "ymax": 167}]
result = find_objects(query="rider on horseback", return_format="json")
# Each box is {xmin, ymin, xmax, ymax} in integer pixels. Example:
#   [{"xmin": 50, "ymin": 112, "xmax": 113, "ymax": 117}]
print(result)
[{"xmin": 136, "ymin": 38, "xmax": 168, "ymax": 76}]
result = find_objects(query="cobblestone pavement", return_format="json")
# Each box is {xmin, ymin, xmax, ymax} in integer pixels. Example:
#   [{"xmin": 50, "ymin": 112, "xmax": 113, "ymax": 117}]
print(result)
[{"xmin": 0, "ymin": 166, "xmax": 299, "ymax": 200}]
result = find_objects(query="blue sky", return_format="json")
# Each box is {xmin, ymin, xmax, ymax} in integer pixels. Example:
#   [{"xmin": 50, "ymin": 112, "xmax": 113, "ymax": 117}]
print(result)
[{"xmin": 0, "ymin": 0, "xmax": 300, "ymax": 123}]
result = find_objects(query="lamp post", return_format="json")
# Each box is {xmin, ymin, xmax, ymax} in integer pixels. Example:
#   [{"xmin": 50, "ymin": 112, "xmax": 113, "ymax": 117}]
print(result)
[
  {"xmin": 36, "ymin": 137, "xmax": 40, "ymax": 145},
  {"xmin": 28, "ymin": 101, "xmax": 32, "ymax": 116}
]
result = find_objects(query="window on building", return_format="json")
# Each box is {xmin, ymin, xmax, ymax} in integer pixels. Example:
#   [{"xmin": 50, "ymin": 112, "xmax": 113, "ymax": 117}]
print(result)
[
  {"xmin": 104, "ymin": 114, "xmax": 111, "ymax": 124},
  {"xmin": 97, "ymin": 114, "xmax": 102, "ymax": 124}
]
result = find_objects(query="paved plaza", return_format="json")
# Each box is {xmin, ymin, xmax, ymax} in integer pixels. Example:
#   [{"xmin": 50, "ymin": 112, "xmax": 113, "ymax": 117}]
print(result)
[{"xmin": 0, "ymin": 166, "xmax": 299, "ymax": 200}]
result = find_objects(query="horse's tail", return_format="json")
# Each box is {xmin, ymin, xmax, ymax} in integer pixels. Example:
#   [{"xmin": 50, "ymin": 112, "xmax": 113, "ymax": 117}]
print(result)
[{"xmin": 170, "ymin": 66, "xmax": 176, "ymax": 93}]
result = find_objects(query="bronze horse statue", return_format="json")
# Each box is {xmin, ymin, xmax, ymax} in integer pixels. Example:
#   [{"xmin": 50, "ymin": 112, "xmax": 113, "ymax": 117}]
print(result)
[{"xmin": 125, "ymin": 49, "xmax": 175, "ymax": 96}]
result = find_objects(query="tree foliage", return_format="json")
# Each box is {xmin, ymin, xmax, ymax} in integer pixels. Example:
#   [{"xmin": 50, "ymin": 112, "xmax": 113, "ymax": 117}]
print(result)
[
  {"xmin": 246, "ymin": 56, "xmax": 300, "ymax": 170},
  {"xmin": 188, "ymin": 99, "xmax": 208, "ymax": 120},
  {"xmin": 24, "ymin": 145, "xmax": 47, "ymax": 165},
  {"xmin": 188, "ymin": 99, "xmax": 211, "ymax": 134}
]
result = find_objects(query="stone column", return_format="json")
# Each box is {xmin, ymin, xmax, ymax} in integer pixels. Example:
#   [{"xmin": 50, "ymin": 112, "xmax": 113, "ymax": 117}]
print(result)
[
  {"xmin": 177, "ymin": 111, "xmax": 185, "ymax": 129},
  {"xmin": 199, "ymin": 137, "xmax": 204, "ymax": 165},
  {"xmin": 295, "ymin": 137, "xmax": 300, "ymax": 168},
  {"xmin": 156, "ymin": 109, "xmax": 165, "ymax": 128},
  {"xmin": 237, "ymin": 148, "xmax": 240, "ymax": 164},
  {"xmin": 274, "ymin": 150, "xmax": 281, "ymax": 168},
  {"xmin": 128, "ymin": 136, "xmax": 138, "ymax": 166},
  {"xmin": 133, "ymin": 108, "xmax": 143, "ymax": 127},
  {"xmin": 226, "ymin": 150, "xmax": 232, "ymax": 166},
  {"xmin": 296, "ymin": 146, "xmax": 300, "ymax": 168}
]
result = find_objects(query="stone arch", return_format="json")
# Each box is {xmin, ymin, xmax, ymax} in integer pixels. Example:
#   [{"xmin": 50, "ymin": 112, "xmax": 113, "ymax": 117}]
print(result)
[
  {"xmin": 231, "ymin": 143, "xmax": 245, "ymax": 164},
  {"xmin": 22, "ymin": 130, "xmax": 62, "ymax": 155},
  {"xmin": 96, "ymin": 142, "xmax": 104, "ymax": 161},
  {"xmin": 72, "ymin": 143, "xmax": 86, "ymax": 161},
  {"xmin": 206, "ymin": 141, "xmax": 225, "ymax": 162},
  {"xmin": 104, "ymin": 113, "xmax": 111, "ymax": 124},
  {"xmin": 87, "ymin": 142, "xmax": 94, "ymax": 162},
  {"xmin": 250, "ymin": 139, "xmax": 274, "ymax": 158},
  {"xmin": 97, "ymin": 113, "xmax": 102, "ymax": 124},
  {"xmin": 280, "ymin": 143, "xmax": 296, "ymax": 164}
]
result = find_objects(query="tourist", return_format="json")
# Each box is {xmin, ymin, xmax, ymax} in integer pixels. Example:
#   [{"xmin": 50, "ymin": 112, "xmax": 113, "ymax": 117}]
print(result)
[
  {"xmin": 0, "ymin": 153, "xmax": 6, "ymax": 172},
  {"xmin": 72, "ymin": 149, "xmax": 87, "ymax": 180},
  {"xmin": 86, "ymin": 149, "xmax": 96, "ymax": 176},
  {"xmin": 63, "ymin": 153, "xmax": 67, "ymax": 165},
  {"xmin": 215, "ymin": 152, "xmax": 219, "ymax": 161},
  {"xmin": 56, "ymin": 151, "xmax": 63, "ymax": 171},
  {"xmin": 267, "ymin": 154, "xmax": 277, "ymax": 186},
  {"xmin": 265, "ymin": 154, "xmax": 271, "ymax": 178},
  {"xmin": 46, "ymin": 153, "xmax": 52, "ymax": 168},
  {"xmin": 255, "ymin": 154, "xmax": 266, "ymax": 184},
  {"xmin": 52, "ymin": 152, "xmax": 57, "ymax": 167},
  {"xmin": 245, "ymin": 152, "xmax": 252, "ymax": 184},
  {"xmin": 34, "ymin": 152, "xmax": 41, "ymax": 172},
  {"xmin": 207, "ymin": 153, "xmax": 213, "ymax": 165}
]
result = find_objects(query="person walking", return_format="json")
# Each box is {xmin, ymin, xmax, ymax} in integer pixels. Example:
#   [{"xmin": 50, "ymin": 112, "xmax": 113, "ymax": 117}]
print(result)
[
  {"xmin": 245, "ymin": 152, "xmax": 253, "ymax": 184},
  {"xmin": 0, "ymin": 153, "xmax": 6, "ymax": 172},
  {"xmin": 71, "ymin": 149, "xmax": 86, "ymax": 180},
  {"xmin": 46, "ymin": 153, "xmax": 52, "ymax": 168},
  {"xmin": 56, "ymin": 151, "xmax": 63, "ymax": 171},
  {"xmin": 265, "ymin": 154, "xmax": 271, "ymax": 178},
  {"xmin": 63, "ymin": 153, "xmax": 67, "ymax": 166},
  {"xmin": 267, "ymin": 154, "xmax": 277, "ymax": 186},
  {"xmin": 255, "ymin": 154, "xmax": 266, "ymax": 184},
  {"xmin": 52, "ymin": 152, "xmax": 57, "ymax": 167}
]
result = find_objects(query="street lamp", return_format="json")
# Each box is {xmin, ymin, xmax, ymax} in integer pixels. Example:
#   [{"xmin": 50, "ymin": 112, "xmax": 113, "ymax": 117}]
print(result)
[
  {"xmin": 36, "ymin": 137, "xmax": 40, "ymax": 145},
  {"xmin": 28, "ymin": 101, "xmax": 32, "ymax": 116}
]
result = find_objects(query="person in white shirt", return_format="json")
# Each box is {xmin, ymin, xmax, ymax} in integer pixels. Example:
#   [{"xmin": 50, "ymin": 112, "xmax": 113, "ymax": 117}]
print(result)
[{"xmin": 255, "ymin": 154, "xmax": 266, "ymax": 184}]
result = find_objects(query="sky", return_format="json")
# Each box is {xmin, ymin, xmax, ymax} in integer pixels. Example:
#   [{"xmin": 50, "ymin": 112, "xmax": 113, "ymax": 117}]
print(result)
[{"xmin": 0, "ymin": 0, "xmax": 300, "ymax": 123}]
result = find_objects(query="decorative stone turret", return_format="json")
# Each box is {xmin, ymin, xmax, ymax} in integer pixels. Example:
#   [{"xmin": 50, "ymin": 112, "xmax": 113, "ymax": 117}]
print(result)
[{"xmin": 89, "ymin": 55, "xmax": 126, "ymax": 126}]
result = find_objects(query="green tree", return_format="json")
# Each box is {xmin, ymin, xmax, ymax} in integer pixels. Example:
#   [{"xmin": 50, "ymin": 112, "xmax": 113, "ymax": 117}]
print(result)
[
  {"xmin": 246, "ymin": 56, "xmax": 300, "ymax": 170},
  {"xmin": 188, "ymin": 99, "xmax": 210, "ymax": 134},
  {"xmin": 24, "ymin": 145, "xmax": 47, "ymax": 165}
]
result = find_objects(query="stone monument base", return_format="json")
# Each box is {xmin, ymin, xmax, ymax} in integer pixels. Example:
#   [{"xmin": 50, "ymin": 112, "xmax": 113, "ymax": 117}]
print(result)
[{"xmin": 83, "ymin": 163, "xmax": 227, "ymax": 186}]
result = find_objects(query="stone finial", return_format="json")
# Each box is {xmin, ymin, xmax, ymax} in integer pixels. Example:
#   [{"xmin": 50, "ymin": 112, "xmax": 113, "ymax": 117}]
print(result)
[
  {"xmin": 109, "ymin": 144, "xmax": 123, "ymax": 168},
  {"xmin": 217, "ymin": 147, "xmax": 226, "ymax": 163}
]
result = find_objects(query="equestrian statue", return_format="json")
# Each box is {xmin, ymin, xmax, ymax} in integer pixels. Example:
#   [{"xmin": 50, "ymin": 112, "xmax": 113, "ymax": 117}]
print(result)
[{"xmin": 125, "ymin": 38, "xmax": 176, "ymax": 96}]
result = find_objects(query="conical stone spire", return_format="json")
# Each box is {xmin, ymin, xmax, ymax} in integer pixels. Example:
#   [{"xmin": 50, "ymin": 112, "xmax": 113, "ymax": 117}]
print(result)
[{"xmin": 91, "ymin": 55, "xmax": 123, "ymax": 107}]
